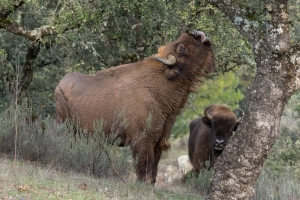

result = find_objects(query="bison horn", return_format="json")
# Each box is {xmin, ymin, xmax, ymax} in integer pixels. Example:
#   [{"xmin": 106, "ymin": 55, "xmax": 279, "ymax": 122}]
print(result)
[
  {"xmin": 153, "ymin": 55, "xmax": 176, "ymax": 66},
  {"xmin": 236, "ymin": 108, "xmax": 244, "ymax": 124},
  {"xmin": 193, "ymin": 30, "xmax": 206, "ymax": 41},
  {"xmin": 204, "ymin": 105, "xmax": 214, "ymax": 120}
]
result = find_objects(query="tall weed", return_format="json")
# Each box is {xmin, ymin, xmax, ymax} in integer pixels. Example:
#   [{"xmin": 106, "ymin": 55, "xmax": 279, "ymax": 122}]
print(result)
[
  {"xmin": 0, "ymin": 104, "xmax": 133, "ymax": 180},
  {"xmin": 184, "ymin": 165, "xmax": 213, "ymax": 196},
  {"xmin": 255, "ymin": 168, "xmax": 300, "ymax": 200}
]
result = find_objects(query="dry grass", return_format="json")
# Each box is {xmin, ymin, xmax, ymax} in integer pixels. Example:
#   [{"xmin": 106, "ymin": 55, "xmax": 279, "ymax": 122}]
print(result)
[
  {"xmin": 0, "ymin": 156, "xmax": 107, "ymax": 199},
  {"xmin": 0, "ymin": 105, "xmax": 207, "ymax": 199},
  {"xmin": 1, "ymin": 105, "xmax": 300, "ymax": 199},
  {"xmin": 0, "ymin": 155, "xmax": 206, "ymax": 200}
]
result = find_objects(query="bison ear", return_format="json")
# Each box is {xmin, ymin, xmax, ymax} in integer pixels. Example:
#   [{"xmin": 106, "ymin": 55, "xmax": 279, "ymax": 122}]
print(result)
[
  {"xmin": 202, "ymin": 117, "xmax": 211, "ymax": 127},
  {"xmin": 176, "ymin": 43, "xmax": 189, "ymax": 56}
]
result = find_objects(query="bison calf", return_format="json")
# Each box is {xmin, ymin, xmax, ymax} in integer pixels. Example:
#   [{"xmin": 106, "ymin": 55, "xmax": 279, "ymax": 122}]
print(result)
[
  {"xmin": 55, "ymin": 31, "xmax": 215, "ymax": 185},
  {"xmin": 184, "ymin": 105, "xmax": 244, "ymax": 181}
]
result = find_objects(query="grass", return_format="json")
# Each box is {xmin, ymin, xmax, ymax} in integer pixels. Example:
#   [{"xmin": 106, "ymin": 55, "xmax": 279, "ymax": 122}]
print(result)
[
  {"xmin": 1, "ymin": 105, "xmax": 300, "ymax": 199},
  {"xmin": 0, "ymin": 155, "xmax": 206, "ymax": 200},
  {"xmin": 0, "ymin": 156, "xmax": 106, "ymax": 199},
  {"xmin": 2, "ymin": 150, "xmax": 300, "ymax": 200},
  {"xmin": 254, "ymin": 168, "xmax": 300, "ymax": 200},
  {"xmin": 0, "ymin": 105, "xmax": 206, "ymax": 199}
]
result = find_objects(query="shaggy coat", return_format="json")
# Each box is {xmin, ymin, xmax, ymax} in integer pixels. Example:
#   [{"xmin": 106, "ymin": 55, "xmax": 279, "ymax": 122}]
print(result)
[
  {"xmin": 185, "ymin": 105, "xmax": 243, "ymax": 180},
  {"xmin": 54, "ymin": 31, "xmax": 215, "ymax": 184}
]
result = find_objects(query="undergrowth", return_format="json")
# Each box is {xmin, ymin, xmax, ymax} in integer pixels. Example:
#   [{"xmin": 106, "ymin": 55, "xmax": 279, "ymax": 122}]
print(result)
[
  {"xmin": 0, "ymin": 104, "xmax": 133, "ymax": 180},
  {"xmin": 1, "ymin": 104, "xmax": 300, "ymax": 199}
]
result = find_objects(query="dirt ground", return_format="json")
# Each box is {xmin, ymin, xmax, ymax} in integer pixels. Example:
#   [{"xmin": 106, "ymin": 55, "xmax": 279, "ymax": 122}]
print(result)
[{"xmin": 155, "ymin": 134, "xmax": 193, "ymax": 187}]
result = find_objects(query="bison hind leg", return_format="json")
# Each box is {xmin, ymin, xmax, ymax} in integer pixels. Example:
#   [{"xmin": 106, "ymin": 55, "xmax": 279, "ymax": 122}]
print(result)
[{"xmin": 132, "ymin": 140, "xmax": 161, "ymax": 185}]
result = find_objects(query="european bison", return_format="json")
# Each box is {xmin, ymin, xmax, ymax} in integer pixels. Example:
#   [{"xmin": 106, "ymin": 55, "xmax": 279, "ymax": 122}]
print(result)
[
  {"xmin": 184, "ymin": 105, "xmax": 244, "ymax": 181},
  {"xmin": 54, "ymin": 31, "xmax": 215, "ymax": 184}
]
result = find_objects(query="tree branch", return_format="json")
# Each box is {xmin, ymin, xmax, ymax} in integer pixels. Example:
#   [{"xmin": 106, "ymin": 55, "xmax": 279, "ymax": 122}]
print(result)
[
  {"xmin": 0, "ymin": 19, "xmax": 58, "ymax": 41},
  {"xmin": 0, "ymin": 0, "xmax": 25, "ymax": 18},
  {"xmin": 0, "ymin": 1, "xmax": 58, "ymax": 40},
  {"xmin": 0, "ymin": 1, "xmax": 78, "ymax": 41},
  {"xmin": 207, "ymin": 0, "xmax": 262, "ymax": 42}
]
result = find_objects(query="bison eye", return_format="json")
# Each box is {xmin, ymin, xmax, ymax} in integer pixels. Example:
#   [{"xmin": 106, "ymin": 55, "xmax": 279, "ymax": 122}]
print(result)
[
  {"xmin": 211, "ymin": 123, "xmax": 215, "ymax": 129},
  {"xmin": 230, "ymin": 125, "xmax": 236, "ymax": 132}
]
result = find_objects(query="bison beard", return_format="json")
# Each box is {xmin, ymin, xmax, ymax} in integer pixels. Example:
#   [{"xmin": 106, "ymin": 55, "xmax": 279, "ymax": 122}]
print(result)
[{"xmin": 54, "ymin": 31, "xmax": 215, "ymax": 184}]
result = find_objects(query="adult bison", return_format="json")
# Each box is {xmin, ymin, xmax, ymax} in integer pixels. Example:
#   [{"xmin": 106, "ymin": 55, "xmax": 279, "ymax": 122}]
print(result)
[
  {"xmin": 184, "ymin": 105, "xmax": 244, "ymax": 181},
  {"xmin": 54, "ymin": 30, "xmax": 215, "ymax": 184}
]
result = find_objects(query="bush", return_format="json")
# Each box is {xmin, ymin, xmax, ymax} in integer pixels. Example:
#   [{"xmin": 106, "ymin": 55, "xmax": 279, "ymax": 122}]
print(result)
[
  {"xmin": 184, "ymin": 164, "xmax": 213, "ymax": 196},
  {"xmin": 264, "ymin": 126, "xmax": 300, "ymax": 178},
  {"xmin": 0, "ymin": 104, "xmax": 133, "ymax": 180},
  {"xmin": 255, "ymin": 168, "xmax": 300, "ymax": 200}
]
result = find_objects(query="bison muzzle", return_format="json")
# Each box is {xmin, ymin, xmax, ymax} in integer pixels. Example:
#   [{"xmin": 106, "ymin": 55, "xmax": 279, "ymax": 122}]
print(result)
[{"xmin": 54, "ymin": 31, "xmax": 215, "ymax": 184}]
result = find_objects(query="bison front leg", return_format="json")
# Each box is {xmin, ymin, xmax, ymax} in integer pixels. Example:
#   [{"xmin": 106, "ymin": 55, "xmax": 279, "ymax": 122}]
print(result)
[
  {"xmin": 181, "ymin": 168, "xmax": 199, "ymax": 183},
  {"xmin": 132, "ymin": 140, "xmax": 159, "ymax": 184}
]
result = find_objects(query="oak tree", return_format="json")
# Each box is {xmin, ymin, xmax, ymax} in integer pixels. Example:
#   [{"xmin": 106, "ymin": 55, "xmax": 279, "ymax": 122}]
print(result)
[{"xmin": 206, "ymin": 0, "xmax": 300, "ymax": 199}]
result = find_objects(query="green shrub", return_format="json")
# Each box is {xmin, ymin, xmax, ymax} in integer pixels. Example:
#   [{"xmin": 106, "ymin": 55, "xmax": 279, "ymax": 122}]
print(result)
[
  {"xmin": 255, "ymin": 168, "xmax": 300, "ymax": 200},
  {"xmin": 184, "ymin": 164, "xmax": 213, "ymax": 196},
  {"xmin": 264, "ymin": 126, "xmax": 300, "ymax": 178},
  {"xmin": 0, "ymin": 104, "xmax": 133, "ymax": 180}
]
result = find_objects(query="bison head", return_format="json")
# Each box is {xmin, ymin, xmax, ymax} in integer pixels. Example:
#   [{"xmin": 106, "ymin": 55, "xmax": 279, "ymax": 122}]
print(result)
[
  {"xmin": 153, "ymin": 30, "xmax": 215, "ymax": 80},
  {"xmin": 202, "ymin": 105, "xmax": 244, "ymax": 155}
]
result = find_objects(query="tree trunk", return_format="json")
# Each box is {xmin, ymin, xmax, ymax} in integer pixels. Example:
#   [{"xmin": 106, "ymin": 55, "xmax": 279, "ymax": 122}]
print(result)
[
  {"xmin": 207, "ymin": 0, "xmax": 300, "ymax": 199},
  {"xmin": 0, "ymin": 1, "xmax": 72, "ymax": 103},
  {"xmin": 20, "ymin": 41, "xmax": 40, "ymax": 95}
]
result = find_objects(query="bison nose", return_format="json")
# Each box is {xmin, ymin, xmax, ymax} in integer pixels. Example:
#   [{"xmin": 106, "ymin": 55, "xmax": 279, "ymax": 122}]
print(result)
[
  {"xmin": 214, "ymin": 139, "xmax": 225, "ymax": 151},
  {"xmin": 215, "ymin": 139, "xmax": 225, "ymax": 145}
]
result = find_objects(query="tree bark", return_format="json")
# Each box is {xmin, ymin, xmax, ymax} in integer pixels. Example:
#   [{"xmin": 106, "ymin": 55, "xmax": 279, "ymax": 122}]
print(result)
[
  {"xmin": 20, "ymin": 41, "xmax": 41, "ymax": 95},
  {"xmin": 207, "ymin": 0, "xmax": 300, "ymax": 199},
  {"xmin": 0, "ymin": 1, "xmax": 58, "ymax": 41},
  {"xmin": 0, "ymin": 1, "xmax": 76, "ymax": 100}
]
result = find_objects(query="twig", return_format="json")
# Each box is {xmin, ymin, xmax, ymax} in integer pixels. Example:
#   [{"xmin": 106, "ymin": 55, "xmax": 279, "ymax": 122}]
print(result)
[{"xmin": 91, "ymin": 134, "xmax": 126, "ymax": 184}]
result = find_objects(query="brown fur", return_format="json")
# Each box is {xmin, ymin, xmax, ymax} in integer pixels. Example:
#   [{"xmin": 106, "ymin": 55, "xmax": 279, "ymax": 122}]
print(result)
[
  {"xmin": 54, "ymin": 31, "xmax": 215, "ymax": 184},
  {"xmin": 183, "ymin": 105, "xmax": 242, "ymax": 182}
]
